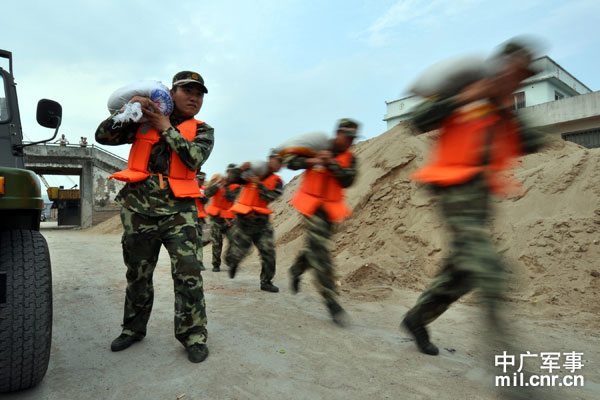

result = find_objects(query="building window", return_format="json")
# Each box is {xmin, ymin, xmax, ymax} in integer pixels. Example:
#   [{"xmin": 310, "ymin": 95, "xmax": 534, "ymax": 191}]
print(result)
[
  {"xmin": 562, "ymin": 129, "xmax": 600, "ymax": 149},
  {"xmin": 513, "ymin": 92, "xmax": 526, "ymax": 110},
  {"xmin": 555, "ymin": 91, "xmax": 564, "ymax": 100}
]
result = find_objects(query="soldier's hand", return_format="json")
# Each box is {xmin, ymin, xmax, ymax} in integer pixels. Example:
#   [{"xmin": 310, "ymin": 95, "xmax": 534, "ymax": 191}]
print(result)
[
  {"xmin": 128, "ymin": 96, "xmax": 154, "ymax": 109},
  {"xmin": 305, "ymin": 157, "xmax": 322, "ymax": 168},
  {"xmin": 247, "ymin": 175, "xmax": 260, "ymax": 184},
  {"xmin": 142, "ymin": 102, "xmax": 172, "ymax": 132},
  {"xmin": 316, "ymin": 150, "xmax": 333, "ymax": 165}
]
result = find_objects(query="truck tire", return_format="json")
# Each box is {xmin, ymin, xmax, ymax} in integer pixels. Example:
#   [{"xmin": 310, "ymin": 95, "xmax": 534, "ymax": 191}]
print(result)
[{"xmin": 0, "ymin": 229, "xmax": 52, "ymax": 392}]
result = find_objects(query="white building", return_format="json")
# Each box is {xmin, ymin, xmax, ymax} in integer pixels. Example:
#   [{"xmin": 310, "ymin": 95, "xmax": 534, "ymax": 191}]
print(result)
[{"xmin": 384, "ymin": 56, "xmax": 594, "ymax": 133}]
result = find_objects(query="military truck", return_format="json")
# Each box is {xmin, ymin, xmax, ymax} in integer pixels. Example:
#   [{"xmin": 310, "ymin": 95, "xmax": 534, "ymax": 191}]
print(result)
[{"xmin": 0, "ymin": 49, "xmax": 63, "ymax": 392}]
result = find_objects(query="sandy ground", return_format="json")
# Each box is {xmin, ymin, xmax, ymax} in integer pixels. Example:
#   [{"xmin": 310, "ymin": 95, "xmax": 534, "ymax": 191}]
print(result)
[{"xmin": 5, "ymin": 227, "xmax": 599, "ymax": 400}]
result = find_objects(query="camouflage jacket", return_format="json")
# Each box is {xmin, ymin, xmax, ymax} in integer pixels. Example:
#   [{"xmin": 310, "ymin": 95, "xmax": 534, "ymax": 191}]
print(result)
[
  {"xmin": 95, "ymin": 112, "xmax": 214, "ymax": 216},
  {"xmin": 411, "ymin": 96, "xmax": 548, "ymax": 154},
  {"xmin": 204, "ymin": 180, "xmax": 241, "ymax": 202},
  {"xmin": 284, "ymin": 150, "xmax": 357, "ymax": 189}
]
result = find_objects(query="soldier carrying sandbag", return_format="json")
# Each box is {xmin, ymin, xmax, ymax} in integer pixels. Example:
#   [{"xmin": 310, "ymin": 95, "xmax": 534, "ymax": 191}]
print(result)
[
  {"xmin": 225, "ymin": 150, "xmax": 284, "ymax": 292},
  {"xmin": 204, "ymin": 164, "xmax": 241, "ymax": 272},
  {"xmin": 401, "ymin": 38, "xmax": 549, "ymax": 357},
  {"xmin": 283, "ymin": 118, "xmax": 360, "ymax": 326},
  {"xmin": 95, "ymin": 71, "xmax": 213, "ymax": 363}
]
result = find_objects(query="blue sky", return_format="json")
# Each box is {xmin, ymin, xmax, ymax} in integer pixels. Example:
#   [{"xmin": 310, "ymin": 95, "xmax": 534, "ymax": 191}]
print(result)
[{"xmin": 3, "ymin": 0, "xmax": 599, "ymax": 186}]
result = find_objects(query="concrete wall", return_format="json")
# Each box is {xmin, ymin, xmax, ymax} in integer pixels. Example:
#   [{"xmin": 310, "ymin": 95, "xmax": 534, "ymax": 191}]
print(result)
[
  {"xmin": 384, "ymin": 95, "xmax": 423, "ymax": 130},
  {"xmin": 518, "ymin": 91, "xmax": 600, "ymax": 134},
  {"xmin": 527, "ymin": 57, "xmax": 591, "ymax": 96},
  {"xmin": 24, "ymin": 144, "xmax": 127, "ymax": 228},
  {"xmin": 93, "ymin": 167, "xmax": 122, "ymax": 209}
]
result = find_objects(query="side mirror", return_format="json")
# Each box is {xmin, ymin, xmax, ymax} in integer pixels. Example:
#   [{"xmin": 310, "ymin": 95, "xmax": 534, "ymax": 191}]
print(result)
[{"xmin": 37, "ymin": 99, "xmax": 62, "ymax": 129}]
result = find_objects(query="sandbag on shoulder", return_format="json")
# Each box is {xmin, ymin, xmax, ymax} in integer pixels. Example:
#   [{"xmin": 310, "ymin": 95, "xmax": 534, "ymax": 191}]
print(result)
[
  {"xmin": 107, "ymin": 80, "xmax": 174, "ymax": 124},
  {"xmin": 408, "ymin": 53, "xmax": 487, "ymax": 98},
  {"xmin": 240, "ymin": 160, "xmax": 269, "ymax": 180},
  {"xmin": 274, "ymin": 131, "xmax": 331, "ymax": 157}
]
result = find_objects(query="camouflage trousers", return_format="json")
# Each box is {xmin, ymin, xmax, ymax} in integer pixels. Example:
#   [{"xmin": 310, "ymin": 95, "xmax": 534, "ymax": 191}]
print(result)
[
  {"xmin": 290, "ymin": 208, "xmax": 339, "ymax": 309},
  {"xmin": 119, "ymin": 207, "xmax": 207, "ymax": 347},
  {"xmin": 195, "ymin": 217, "xmax": 205, "ymax": 267},
  {"xmin": 225, "ymin": 214, "xmax": 276, "ymax": 283},
  {"xmin": 405, "ymin": 176, "xmax": 506, "ymax": 331},
  {"xmin": 209, "ymin": 215, "xmax": 232, "ymax": 268}
]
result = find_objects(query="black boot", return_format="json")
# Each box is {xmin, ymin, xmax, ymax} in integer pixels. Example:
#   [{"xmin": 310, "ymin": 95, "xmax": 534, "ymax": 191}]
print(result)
[
  {"xmin": 186, "ymin": 343, "xmax": 209, "ymax": 363},
  {"xmin": 260, "ymin": 281, "xmax": 279, "ymax": 292},
  {"xmin": 402, "ymin": 316, "xmax": 439, "ymax": 356},
  {"xmin": 110, "ymin": 333, "xmax": 142, "ymax": 352},
  {"xmin": 212, "ymin": 265, "xmax": 220, "ymax": 272},
  {"xmin": 229, "ymin": 264, "xmax": 238, "ymax": 279},
  {"xmin": 328, "ymin": 302, "xmax": 349, "ymax": 327},
  {"xmin": 289, "ymin": 270, "xmax": 300, "ymax": 294}
]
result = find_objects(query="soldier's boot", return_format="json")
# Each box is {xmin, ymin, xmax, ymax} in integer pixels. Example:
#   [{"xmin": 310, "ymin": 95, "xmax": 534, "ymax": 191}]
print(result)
[
  {"xmin": 401, "ymin": 315, "xmax": 439, "ymax": 356},
  {"xmin": 289, "ymin": 268, "xmax": 301, "ymax": 294},
  {"xmin": 260, "ymin": 281, "xmax": 279, "ymax": 293},
  {"xmin": 228, "ymin": 264, "xmax": 238, "ymax": 279},
  {"xmin": 186, "ymin": 343, "xmax": 209, "ymax": 363},
  {"xmin": 199, "ymin": 263, "xmax": 206, "ymax": 271},
  {"xmin": 212, "ymin": 264, "xmax": 220, "ymax": 272},
  {"xmin": 110, "ymin": 333, "xmax": 142, "ymax": 352},
  {"xmin": 327, "ymin": 302, "xmax": 349, "ymax": 328}
]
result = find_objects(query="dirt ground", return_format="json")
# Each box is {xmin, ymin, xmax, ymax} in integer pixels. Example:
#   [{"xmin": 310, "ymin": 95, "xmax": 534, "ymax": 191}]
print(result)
[{"xmin": 5, "ymin": 226, "xmax": 599, "ymax": 400}]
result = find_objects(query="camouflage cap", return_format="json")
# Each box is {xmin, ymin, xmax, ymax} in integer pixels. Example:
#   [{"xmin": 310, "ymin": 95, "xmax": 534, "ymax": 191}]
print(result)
[
  {"xmin": 336, "ymin": 118, "xmax": 360, "ymax": 137},
  {"xmin": 196, "ymin": 171, "xmax": 206, "ymax": 179},
  {"xmin": 172, "ymin": 71, "xmax": 208, "ymax": 93},
  {"xmin": 226, "ymin": 163, "xmax": 237, "ymax": 171},
  {"xmin": 490, "ymin": 35, "xmax": 545, "ymax": 76}
]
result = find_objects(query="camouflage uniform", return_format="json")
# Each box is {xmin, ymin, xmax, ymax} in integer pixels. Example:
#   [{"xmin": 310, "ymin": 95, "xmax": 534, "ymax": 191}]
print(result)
[
  {"xmin": 195, "ymin": 179, "xmax": 208, "ymax": 270},
  {"xmin": 205, "ymin": 180, "xmax": 240, "ymax": 268},
  {"xmin": 285, "ymin": 149, "xmax": 358, "ymax": 312},
  {"xmin": 95, "ymin": 111, "xmax": 214, "ymax": 347},
  {"xmin": 404, "ymin": 91, "xmax": 548, "ymax": 342},
  {"xmin": 195, "ymin": 214, "xmax": 207, "ymax": 267},
  {"xmin": 225, "ymin": 170, "xmax": 283, "ymax": 284}
]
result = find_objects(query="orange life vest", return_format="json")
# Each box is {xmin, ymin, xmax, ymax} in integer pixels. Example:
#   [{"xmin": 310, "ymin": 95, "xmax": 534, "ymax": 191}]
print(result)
[
  {"xmin": 230, "ymin": 174, "xmax": 282, "ymax": 215},
  {"xmin": 206, "ymin": 183, "xmax": 240, "ymax": 219},
  {"xmin": 411, "ymin": 102, "xmax": 523, "ymax": 195},
  {"xmin": 110, "ymin": 119, "xmax": 204, "ymax": 198},
  {"xmin": 290, "ymin": 150, "xmax": 353, "ymax": 223},
  {"xmin": 195, "ymin": 185, "xmax": 207, "ymax": 218}
]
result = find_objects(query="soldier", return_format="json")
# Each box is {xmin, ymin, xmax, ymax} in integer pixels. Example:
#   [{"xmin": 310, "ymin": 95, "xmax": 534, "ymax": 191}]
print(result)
[
  {"xmin": 285, "ymin": 118, "xmax": 359, "ymax": 326},
  {"xmin": 95, "ymin": 70, "xmax": 213, "ymax": 363},
  {"xmin": 205, "ymin": 164, "xmax": 241, "ymax": 272},
  {"xmin": 402, "ymin": 39, "xmax": 548, "ymax": 356},
  {"xmin": 225, "ymin": 150, "xmax": 284, "ymax": 292},
  {"xmin": 195, "ymin": 171, "xmax": 208, "ymax": 271}
]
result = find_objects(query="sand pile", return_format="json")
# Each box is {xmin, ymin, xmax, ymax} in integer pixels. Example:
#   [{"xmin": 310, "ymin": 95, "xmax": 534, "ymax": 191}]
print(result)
[
  {"xmin": 87, "ymin": 213, "xmax": 123, "ymax": 235},
  {"xmin": 271, "ymin": 122, "xmax": 600, "ymax": 317}
]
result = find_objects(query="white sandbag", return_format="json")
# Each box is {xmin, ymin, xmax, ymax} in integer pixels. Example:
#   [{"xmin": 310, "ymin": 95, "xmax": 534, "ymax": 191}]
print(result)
[
  {"xmin": 274, "ymin": 131, "xmax": 331, "ymax": 157},
  {"xmin": 112, "ymin": 102, "xmax": 143, "ymax": 125},
  {"xmin": 408, "ymin": 54, "xmax": 487, "ymax": 97},
  {"xmin": 107, "ymin": 80, "xmax": 174, "ymax": 123},
  {"xmin": 240, "ymin": 160, "xmax": 269, "ymax": 180}
]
